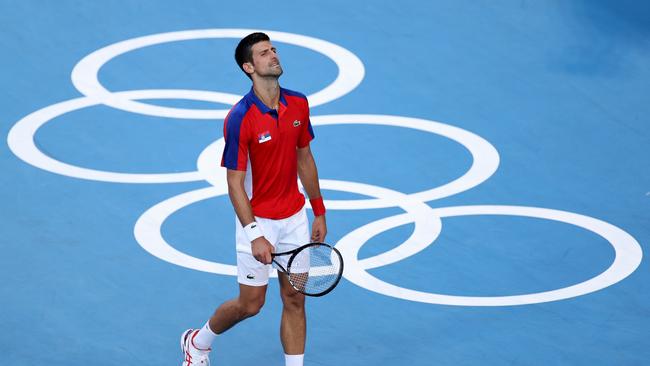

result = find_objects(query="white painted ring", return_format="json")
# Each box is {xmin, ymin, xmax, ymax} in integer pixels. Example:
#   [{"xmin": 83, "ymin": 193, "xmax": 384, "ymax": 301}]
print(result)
[
  {"xmin": 336, "ymin": 205, "xmax": 643, "ymax": 306},
  {"xmin": 71, "ymin": 29, "xmax": 365, "ymax": 119}
]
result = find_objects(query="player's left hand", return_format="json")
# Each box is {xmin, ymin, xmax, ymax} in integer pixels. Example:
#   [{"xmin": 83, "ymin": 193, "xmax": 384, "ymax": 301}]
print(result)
[{"xmin": 311, "ymin": 215, "xmax": 327, "ymax": 242}]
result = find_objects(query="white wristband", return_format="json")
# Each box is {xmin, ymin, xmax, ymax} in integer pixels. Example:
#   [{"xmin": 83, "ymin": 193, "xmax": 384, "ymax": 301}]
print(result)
[{"xmin": 243, "ymin": 221, "xmax": 263, "ymax": 243}]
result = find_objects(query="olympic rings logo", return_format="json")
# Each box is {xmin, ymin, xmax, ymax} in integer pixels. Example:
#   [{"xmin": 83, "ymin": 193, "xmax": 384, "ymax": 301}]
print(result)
[{"xmin": 7, "ymin": 29, "xmax": 642, "ymax": 306}]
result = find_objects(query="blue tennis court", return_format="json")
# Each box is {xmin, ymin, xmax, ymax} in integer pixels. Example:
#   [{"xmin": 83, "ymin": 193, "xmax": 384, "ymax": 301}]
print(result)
[{"xmin": 2, "ymin": 1, "xmax": 649, "ymax": 365}]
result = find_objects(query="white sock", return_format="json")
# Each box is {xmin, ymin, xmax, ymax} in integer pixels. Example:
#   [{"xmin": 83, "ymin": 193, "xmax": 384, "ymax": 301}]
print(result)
[
  {"xmin": 285, "ymin": 354, "xmax": 304, "ymax": 366},
  {"xmin": 193, "ymin": 321, "xmax": 218, "ymax": 350}
]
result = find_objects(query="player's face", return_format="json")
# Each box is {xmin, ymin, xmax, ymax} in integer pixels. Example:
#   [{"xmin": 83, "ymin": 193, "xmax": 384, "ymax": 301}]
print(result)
[{"xmin": 250, "ymin": 41, "xmax": 283, "ymax": 78}]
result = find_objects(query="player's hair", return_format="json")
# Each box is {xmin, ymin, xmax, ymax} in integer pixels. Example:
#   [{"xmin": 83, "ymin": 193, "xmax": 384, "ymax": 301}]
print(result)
[{"xmin": 235, "ymin": 32, "xmax": 271, "ymax": 79}]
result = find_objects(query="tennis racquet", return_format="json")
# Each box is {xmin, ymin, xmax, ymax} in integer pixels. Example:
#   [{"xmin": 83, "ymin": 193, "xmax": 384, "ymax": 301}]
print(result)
[{"xmin": 272, "ymin": 242, "xmax": 344, "ymax": 297}]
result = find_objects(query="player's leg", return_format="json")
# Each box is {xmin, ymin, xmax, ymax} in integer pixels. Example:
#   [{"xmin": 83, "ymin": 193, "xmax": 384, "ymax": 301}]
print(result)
[
  {"xmin": 181, "ymin": 284, "xmax": 267, "ymax": 365},
  {"xmin": 278, "ymin": 272, "xmax": 306, "ymax": 364},
  {"xmin": 209, "ymin": 283, "xmax": 267, "ymax": 333},
  {"xmin": 193, "ymin": 246, "xmax": 272, "ymax": 348},
  {"xmin": 181, "ymin": 217, "xmax": 277, "ymax": 364},
  {"xmin": 276, "ymin": 208, "xmax": 310, "ymax": 366}
]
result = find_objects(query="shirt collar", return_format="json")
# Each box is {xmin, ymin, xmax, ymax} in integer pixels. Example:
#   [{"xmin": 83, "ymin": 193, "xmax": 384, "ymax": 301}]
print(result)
[{"xmin": 246, "ymin": 87, "xmax": 288, "ymax": 114}]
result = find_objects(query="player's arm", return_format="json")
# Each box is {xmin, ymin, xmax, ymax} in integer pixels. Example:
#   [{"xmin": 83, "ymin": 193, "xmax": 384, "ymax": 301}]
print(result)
[
  {"xmin": 226, "ymin": 169, "xmax": 255, "ymax": 226},
  {"xmin": 297, "ymin": 145, "xmax": 327, "ymax": 242},
  {"xmin": 226, "ymin": 169, "xmax": 273, "ymax": 264}
]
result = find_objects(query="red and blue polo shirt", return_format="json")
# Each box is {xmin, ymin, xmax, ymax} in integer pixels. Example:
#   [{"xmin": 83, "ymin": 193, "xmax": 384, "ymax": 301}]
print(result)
[{"xmin": 221, "ymin": 87, "xmax": 315, "ymax": 219}]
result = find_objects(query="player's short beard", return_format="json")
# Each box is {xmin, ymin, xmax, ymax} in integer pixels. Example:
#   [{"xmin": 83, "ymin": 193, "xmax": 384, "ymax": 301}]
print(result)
[
  {"xmin": 254, "ymin": 60, "xmax": 283, "ymax": 78},
  {"xmin": 263, "ymin": 65, "xmax": 283, "ymax": 78}
]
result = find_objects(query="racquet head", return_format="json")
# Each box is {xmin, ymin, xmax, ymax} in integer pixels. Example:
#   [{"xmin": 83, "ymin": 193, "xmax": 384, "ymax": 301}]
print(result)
[{"xmin": 285, "ymin": 242, "xmax": 344, "ymax": 296}]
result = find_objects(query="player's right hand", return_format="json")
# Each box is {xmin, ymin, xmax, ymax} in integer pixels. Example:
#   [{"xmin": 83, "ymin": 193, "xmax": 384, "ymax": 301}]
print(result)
[{"xmin": 251, "ymin": 236, "xmax": 274, "ymax": 264}]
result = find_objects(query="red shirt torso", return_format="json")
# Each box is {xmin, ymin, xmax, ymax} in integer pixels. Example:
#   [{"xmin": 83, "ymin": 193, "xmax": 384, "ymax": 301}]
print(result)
[{"xmin": 221, "ymin": 87, "xmax": 314, "ymax": 219}]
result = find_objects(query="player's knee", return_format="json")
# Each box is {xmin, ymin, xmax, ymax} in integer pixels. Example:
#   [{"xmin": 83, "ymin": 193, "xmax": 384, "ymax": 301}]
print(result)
[
  {"xmin": 281, "ymin": 289, "xmax": 305, "ymax": 310},
  {"xmin": 241, "ymin": 296, "xmax": 265, "ymax": 318}
]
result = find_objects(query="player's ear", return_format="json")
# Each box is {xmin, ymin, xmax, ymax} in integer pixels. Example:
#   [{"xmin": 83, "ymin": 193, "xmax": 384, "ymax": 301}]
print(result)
[{"xmin": 242, "ymin": 62, "xmax": 254, "ymax": 75}]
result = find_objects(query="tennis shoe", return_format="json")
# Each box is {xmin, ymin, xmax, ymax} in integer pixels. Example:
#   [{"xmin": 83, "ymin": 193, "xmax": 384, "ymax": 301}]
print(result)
[{"xmin": 180, "ymin": 329, "xmax": 211, "ymax": 365}]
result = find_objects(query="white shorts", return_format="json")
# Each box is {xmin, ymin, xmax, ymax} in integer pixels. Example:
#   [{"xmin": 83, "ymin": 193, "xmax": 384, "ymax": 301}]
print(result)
[{"xmin": 235, "ymin": 207, "xmax": 310, "ymax": 286}]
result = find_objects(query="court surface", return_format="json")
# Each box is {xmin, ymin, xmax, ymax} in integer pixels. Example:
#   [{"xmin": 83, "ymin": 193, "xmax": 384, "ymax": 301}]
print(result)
[{"xmin": 2, "ymin": 1, "xmax": 649, "ymax": 365}]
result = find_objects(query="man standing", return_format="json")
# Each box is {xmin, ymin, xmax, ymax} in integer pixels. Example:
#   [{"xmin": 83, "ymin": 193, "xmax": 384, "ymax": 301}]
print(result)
[{"xmin": 180, "ymin": 32, "xmax": 327, "ymax": 366}]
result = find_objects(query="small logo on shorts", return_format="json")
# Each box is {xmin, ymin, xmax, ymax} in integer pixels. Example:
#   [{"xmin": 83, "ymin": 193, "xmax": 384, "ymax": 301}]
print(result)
[{"xmin": 246, "ymin": 274, "xmax": 255, "ymax": 280}]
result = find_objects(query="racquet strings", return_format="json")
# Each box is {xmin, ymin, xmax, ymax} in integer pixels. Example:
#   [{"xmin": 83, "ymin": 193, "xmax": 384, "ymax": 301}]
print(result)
[{"xmin": 288, "ymin": 244, "xmax": 342, "ymax": 295}]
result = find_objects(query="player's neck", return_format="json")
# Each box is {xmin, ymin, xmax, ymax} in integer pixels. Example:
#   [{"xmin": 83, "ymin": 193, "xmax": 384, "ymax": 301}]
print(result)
[{"xmin": 252, "ymin": 78, "xmax": 280, "ymax": 110}]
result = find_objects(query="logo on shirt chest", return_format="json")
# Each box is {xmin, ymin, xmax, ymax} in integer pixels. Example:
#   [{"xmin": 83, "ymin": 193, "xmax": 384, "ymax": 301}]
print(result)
[
  {"xmin": 293, "ymin": 120, "xmax": 301, "ymax": 127},
  {"xmin": 258, "ymin": 130, "xmax": 272, "ymax": 144}
]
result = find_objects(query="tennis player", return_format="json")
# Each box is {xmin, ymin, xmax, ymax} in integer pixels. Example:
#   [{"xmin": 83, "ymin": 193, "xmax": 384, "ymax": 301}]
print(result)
[{"xmin": 180, "ymin": 32, "xmax": 327, "ymax": 366}]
